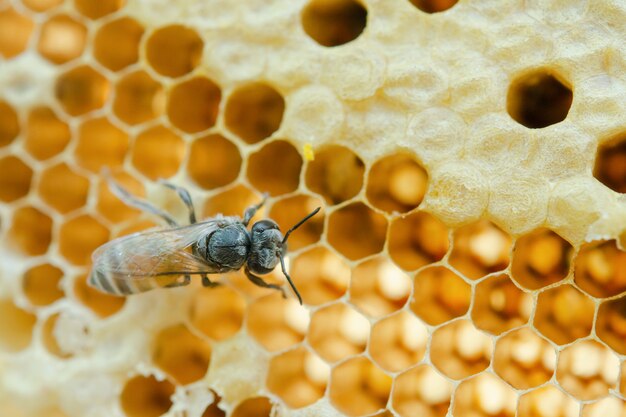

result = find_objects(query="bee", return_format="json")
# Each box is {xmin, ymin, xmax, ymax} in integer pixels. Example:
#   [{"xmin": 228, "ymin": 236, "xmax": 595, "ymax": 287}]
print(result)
[{"xmin": 88, "ymin": 172, "xmax": 320, "ymax": 304}]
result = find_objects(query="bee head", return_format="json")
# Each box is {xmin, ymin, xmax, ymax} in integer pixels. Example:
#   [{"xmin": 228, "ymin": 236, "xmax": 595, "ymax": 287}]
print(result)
[{"xmin": 248, "ymin": 219, "xmax": 284, "ymax": 274}]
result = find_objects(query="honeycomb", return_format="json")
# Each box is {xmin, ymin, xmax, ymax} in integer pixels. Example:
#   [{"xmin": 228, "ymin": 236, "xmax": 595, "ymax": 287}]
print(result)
[{"xmin": 1, "ymin": 0, "xmax": 626, "ymax": 416}]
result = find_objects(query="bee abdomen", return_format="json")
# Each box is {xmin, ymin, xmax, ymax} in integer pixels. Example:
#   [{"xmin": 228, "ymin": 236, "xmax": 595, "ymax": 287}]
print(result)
[{"xmin": 88, "ymin": 270, "xmax": 153, "ymax": 296}]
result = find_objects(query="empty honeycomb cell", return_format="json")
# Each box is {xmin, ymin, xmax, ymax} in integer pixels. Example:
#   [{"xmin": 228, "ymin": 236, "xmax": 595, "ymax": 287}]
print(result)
[
  {"xmin": 231, "ymin": 397, "xmax": 273, "ymax": 417},
  {"xmin": 73, "ymin": 274, "xmax": 125, "ymax": 318},
  {"xmin": 59, "ymin": 214, "xmax": 110, "ymax": 265},
  {"xmin": 93, "ymin": 17, "xmax": 144, "ymax": 71},
  {"xmin": 0, "ymin": 156, "xmax": 32, "ymax": 202},
  {"xmin": 408, "ymin": 0, "xmax": 458, "ymax": 13},
  {"xmin": 388, "ymin": 211, "xmax": 449, "ymax": 271},
  {"xmin": 189, "ymin": 286, "xmax": 245, "ymax": 341},
  {"xmin": 472, "ymin": 274, "xmax": 532, "ymax": 335},
  {"xmin": 511, "ymin": 228, "xmax": 574, "ymax": 290},
  {"xmin": 574, "ymin": 239, "xmax": 626, "ymax": 298},
  {"xmin": 308, "ymin": 303, "xmax": 369, "ymax": 362},
  {"xmin": 556, "ymin": 339, "xmax": 619, "ymax": 401},
  {"xmin": 38, "ymin": 163, "xmax": 90, "ymax": 213},
  {"xmin": 366, "ymin": 153, "xmax": 428, "ymax": 214},
  {"xmin": 22, "ymin": 0, "xmax": 64, "ymax": 12},
  {"xmin": 582, "ymin": 397, "xmax": 626, "ymax": 417},
  {"xmin": 410, "ymin": 266, "xmax": 471, "ymax": 326},
  {"xmin": 349, "ymin": 257, "xmax": 412, "ymax": 318},
  {"xmin": 269, "ymin": 195, "xmax": 324, "ymax": 251},
  {"xmin": 224, "ymin": 83, "xmax": 285, "ymax": 145},
  {"xmin": 448, "ymin": 220, "xmax": 513, "ymax": 280},
  {"xmin": 518, "ymin": 386, "xmax": 579, "ymax": 417},
  {"xmin": 41, "ymin": 313, "xmax": 71, "ymax": 358},
  {"xmin": 37, "ymin": 14, "xmax": 87, "ymax": 64},
  {"xmin": 25, "ymin": 106, "xmax": 71, "ymax": 160},
  {"xmin": 75, "ymin": 117, "xmax": 130, "ymax": 172},
  {"xmin": 96, "ymin": 171, "xmax": 144, "ymax": 223},
  {"xmin": 22, "ymin": 263, "xmax": 64, "ymax": 306},
  {"xmin": 0, "ymin": 8, "xmax": 35, "ymax": 58},
  {"xmin": 289, "ymin": 246, "xmax": 350, "ymax": 305},
  {"xmin": 0, "ymin": 299, "xmax": 36, "ymax": 352},
  {"xmin": 188, "ymin": 134, "xmax": 242, "ymax": 190},
  {"xmin": 120, "ymin": 375, "xmax": 175, "ymax": 417},
  {"xmin": 507, "ymin": 69, "xmax": 572, "ymax": 129},
  {"xmin": 595, "ymin": 296, "xmax": 626, "ymax": 355},
  {"xmin": 301, "ymin": 0, "xmax": 367, "ymax": 47},
  {"xmin": 594, "ymin": 133, "xmax": 626, "ymax": 193},
  {"xmin": 369, "ymin": 311, "xmax": 428, "ymax": 372},
  {"xmin": 391, "ymin": 365, "xmax": 453, "ymax": 417},
  {"xmin": 0, "ymin": 100, "xmax": 19, "ymax": 147},
  {"xmin": 266, "ymin": 347, "xmax": 328, "ymax": 409},
  {"xmin": 327, "ymin": 202, "xmax": 387, "ymax": 260},
  {"xmin": 7, "ymin": 206, "xmax": 52, "ymax": 255},
  {"xmin": 167, "ymin": 77, "xmax": 221, "ymax": 133},
  {"xmin": 55, "ymin": 65, "xmax": 110, "ymax": 116},
  {"xmin": 146, "ymin": 25, "xmax": 202, "ymax": 78},
  {"xmin": 113, "ymin": 71, "xmax": 165, "ymax": 126},
  {"xmin": 247, "ymin": 140, "xmax": 302, "ymax": 196},
  {"xmin": 534, "ymin": 284, "xmax": 595, "ymax": 345},
  {"xmin": 247, "ymin": 293, "xmax": 308, "ymax": 352},
  {"xmin": 74, "ymin": 0, "xmax": 124, "ymax": 19},
  {"xmin": 305, "ymin": 145, "xmax": 365, "ymax": 205},
  {"xmin": 493, "ymin": 328, "xmax": 555, "ymax": 390},
  {"xmin": 131, "ymin": 125, "xmax": 184, "ymax": 180},
  {"xmin": 452, "ymin": 373, "xmax": 517, "ymax": 417},
  {"xmin": 329, "ymin": 356, "xmax": 391, "ymax": 416},
  {"xmin": 152, "ymin": 324, "xmax": 212, "ymax": 385}
]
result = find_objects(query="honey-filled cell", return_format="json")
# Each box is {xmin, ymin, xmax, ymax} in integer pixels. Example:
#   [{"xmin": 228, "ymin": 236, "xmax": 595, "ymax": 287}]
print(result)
[
  {"xmin": 582, "ymin": 397, "xmax": 626, "ymax": 417},
  {"xmin": 25, "ymin": 106, "xmax": 71, "ymax": 160},
  {"xmin": 574, "ymin": 239, "xmax": 626, "ymax": 298},
  {"xmin": 189, "ymin": 285, "xmax": 245, "ymax": 342},
  {"xmin": 120, "ymin": 375, "xmax": 175, "ymax": 417},
  {"xmin": 38, "ymin": 163, "xmax": 90, "ymax": 214},
  {"xmin": 369, "ymin": 311, "xmax": 428, "ymax": 372},
  {"xmin": 305, "ymin": 145, "xmax": 365, "ymax": 205},
  {"xmin": 452, "ymin": 373, "xmax": 517, "ymax": 417},
  {"xmin": 55, "ymin": 65, "xmax": 110, "ymax": 116},
  {"xmin": 188, "ymin": 134, "xmax": 242, "ymax": 190},
  {"xmin": 247, "ymin": 140, "xmax": 302, "ymax": 196},
  {"xmin": 327, "ymin": 202, "xmax": 387, "ymax": 261},
  {"xmin": 269, "ymin": 195, "xmax": 325, "ymax": 251},
  {"xmin": 203, "ymin": 184, "xmax": 263, "ymax": 220},
  {"xmin": 0, "ymin": 99, "xmax": 19, "ymax": 147},
  {"xmin": 391, "ymin": 365, "xmax": 453, "ymax": 417},
  {"xmin": 96, "ymin": 171, "xmax": 144, "ymax": 224},
  {"xmin": 0, "ymin": 156, "xmax": 32, "ymax": 202},
  {"xmin": 167, "ymin": 76, "xmax": 221, "ymax": 133},
  {"xmin": 231, "ymin": 397, "xmax": 273, "ymax": 417},
  {"xmin": 146, "ymin": 24, "xmax": 203, "ymax": 78},
  {"xmin": 74, "ymin": 0, "xmax": 124, "ymax": 20},
  {"xmin": 73, "ymin": 274, "xmax": 126, "ymax": 318},
  {"xmin": 37, "ymin": 14, "xmax": 87, "ymax": 64},
  {"xmin": 75, "ymin": 117, "xmax": 130, "ymax": 172},
  {"xmin": 0, "ymin": 299, "xmax": 37, "ymax": 352},
  {"xmin": 408, "ymin": 0, "xmax": 459, "ymax": 13},
  {"xmin": 596, "ymin": 296, "xmax": 626, "ymax": 355},
  {"xmin": 594, "ymin": 132, "xmax": 626, "ymax": 194},
  {"xmin": 247, "ymin": 293, "xmax": 308, "ymax": 352},
  {"xmin": 93, "ymin": 17, "xmax": 144, "ymax": 71},
  {"xmin": 131, "ymin": 125, "xmax": 184, "ymax": 180},
  {"xmin": 7, "ymin": 206, "xmax": 53, "ymax": 256},
  {"xmin": 22, "ymin": 0, "xmax": 64, "ymax": 12},
  {"xmin": 113, "ymin": 70, "xmax": 165, "ymax": 126},
  {"xmin": 518, "ymin": 386, "xmax": 579, "ymax": 417},
  {"xmin": 59, "ymin": 215, "xmax": 110, "ymax": 266},
  {"xmin": 0, "ymin": 8, "xmax": 35, "ymax": 59},
  {"xmin": 22, "ymin": 263, "xmax": 65, "ymax": 306},
  {"xmin": 301, "ymin": 0, "xmax": 367, "ymax": 47}
]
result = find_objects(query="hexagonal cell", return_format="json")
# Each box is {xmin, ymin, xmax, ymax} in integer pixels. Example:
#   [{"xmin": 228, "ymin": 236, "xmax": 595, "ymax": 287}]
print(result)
[
  {"xmin": 328, "ymin": 202, "xmax": 387, "ymax": 260},
  {"xmin": 472, "ymin": 273, "xmax": 532, "ymax": 335},
  {"xmin": 556, "ymin": 339, "xmax": 619, "ymax": 401},
  {"xmin": 41, "ymin": 313, "xmax": 72, "ymax": 358},
  {"xmin": 493, "ymin": 328, "xmax": 555, "ymax": 390},
  {"xmin": 366, "ymin": 153, "xmax": 428, "ymax": 214},
  {"xmin": 269, "ymin": 195, "xmax": 324, "ymax": 251},
  {"xmin": 131, "ymin": 125, "xmax": 184, "ymax": 180},
  {"xmin": 305, "ymin": 145, "xmax": 365, "ymax": 205},
  {"xmin": 582, "ymin": 397, "xmax": 626, "ymax": 417},
  {"xmin": 370, "ymin": 311, "xmax": 428, "ymax": 372},
  {"xmin": 232, "ymin": 397, "xmax": 273, "ymax": 417},
  {"xmin": 0, "ymin": 156, "xmax": 32, "ymax": 202},
  {"xmin": 55, "ymin": 65, "xmax": 110, "ymax": 116},
  {"xmin": 113, "ymin": 71, "xmax": 165, "ymax": 126},
  {"xmin": 167, "ymin": 76, "xmax": 221, "ymax": 133},
  {"xmin": 301, "ymin": 0, "xmax": 367, "ymax": 47},
  {"xmin": 247, "ymin": 293, "xmax": 308, "ymax": 352},
  {"xmin": 146, "ymin": 24, "xmax": 203, "ymax": 78},
  {"xmin": 449, "ymin": 220, "xmax": 513, "ymax": 280},
  {"xmin": 75, "ymin": 117, "xmax": 130, "ymax": 172},
  {"xmin": 247, "ymin": 140, "xmax": 302, "ymax": 196},
  {"xmin": 289, "ymin": 246, "xmax": 350, "ymax": 305},
  {"xmin": 518, "ymin": 386, "xmax": 579, "ymax": 417},
  {"xmin": 594, "ymin": 133, "xmax": 626, "ymax": 193},
  {"xmin": 224, "ymin": 83, "xmax": 284, "ymax": 144},
  {"xmin": 534, "ymin": 284, "xmax": 595, "ymax": 345},
  {"xmin": 0, "ymin": 8, "xmax": 35, "ymax": 59},
  {"xmin": 388, "ymin": 211, "xmax": 449, "ymax": 271},
  {"xmin": 0, "ymin": 299, "xmax": 36, "ymax": 352},
  {"xmin": 93, "ymin": 17, "xmax": 144, "ymax": 71},
  {"xmin": 188, "ymin": 134, "xmax": 242, "ymax": 190},
  {"xmin": 38, "ymin": 163, "xmax": 90, "ymax": 213},
  {"xmin": 452, "ymin": 373, "xmax": 517, "ymax": 417},
  {"xmin": 408, "ymin": 0, "xmax": 458, "ymax": 13},
  {"xmin": 25, "ymin": 106, "xmax": 71, "ymax": 160},
  {"xmin": 22, "ymin": 263, "xmax": 64, "ymax": 306},
  {"xmin": 189, "ymin": 286, "xmax": 245, "ymax": 341},
  {"xmin": 96, "ymin": 171, "xmax": 144, "ymax": 223},
  {"xmin": 350, "ymin": 257, "xmax": 412, "ymax": 318},
  {"xmin": 391, "ymin": 365, "xmax": 453, "ymax": 417},
  {"xmin": 73, "ymin": 274, "xmax": 125, "ymax": 318},
  {"xmin": 267, "ymin": 347, "xmax": 328, "ymax": 409},
  {"xmin": 596, "ymin": 296, "xmax": 626, "ymax": 354},
  {"xmin": 511, "ymin": 228, "xmax": 574, "ymax": 290},
  {"xmin": 202, "ymin": 184, "xmax": 262, "ymax": 219},
  {"xmin": 22, "ymin": 0, "xmax": 64, "ymax": 12},
  {"xmin": 202, "ymin": 394, "xmax": 225, "ymax": 417},
  {"xmin": 74, "ymin": 0, "xmax": 124, "ymax": 19},
  {"xmin": 152, "ymin": 324, "xmax": 212, "ymax": 385},
  {"xmin": 431, "ymin": 320, "xmax": 492, "ymax": 380},
  {"xmin": 574, "ymin": 239, "xmax": 626, "ymax": 298},
  {"xmin": 120, "ymin": 375, "xmax": 175, "ymax": 417},
  {"xmin": 7, "ymin": 206, "xmax": 52, "ymax": 256},
  {"xmin": 330, "ymin": 357, "xmax": 391, "ymax": 416},
  {"xmin": 59, "ymin": 215, "xmax": 110, "ymax": 266},
  {"xmin": 37, "ymin": 14, "xmax": 86, "ymax": 64},
  {"xmin": 410, "ymin": 266, "xmax": 471, "ymax": 326},
  {"xmin": 0, "ymin": 99, "xmax": 19, "ymax": 147},
  {"xmin": 507, "ymin": 69, "xmax": 572, "ymax": 129},
  {"xmin": 308, "ymin": 303, "xmax": 369, "ymax": 363}
]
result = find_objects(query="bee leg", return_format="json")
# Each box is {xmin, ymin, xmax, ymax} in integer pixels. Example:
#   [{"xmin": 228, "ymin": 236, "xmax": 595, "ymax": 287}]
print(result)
[
  {"xmin": 201, "ymin": 274, "xmax": 220, "ymax": 288},
  {"xmin": 158, "ymin": 180, "xmax": 197, "ymax": 224},
  {"xmin": 244, "ymin": 268, "xmax": 286, "ymax": 298},
  {"xmin": 242, "ymin": 193, "xmax": 269, "ymax": 226},
  {"xmin": 164, "ymin": 275, "xmax": 191, "ymax": 288}
]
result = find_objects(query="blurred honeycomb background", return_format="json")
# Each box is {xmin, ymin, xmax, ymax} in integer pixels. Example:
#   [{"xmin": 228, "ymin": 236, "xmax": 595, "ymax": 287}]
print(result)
[{"xmin": 0, "ymin": 0, "xmax": 626, "ymax": 416}]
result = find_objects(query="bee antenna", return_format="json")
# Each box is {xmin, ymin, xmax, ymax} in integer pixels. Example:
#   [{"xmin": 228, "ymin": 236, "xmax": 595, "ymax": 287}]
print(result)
[
  {"xmin": 280, "ymin": 254, "xmax": 303, "ymax": 305},
  {"xmin": 282, "ymin": 207, "xmax": 321, "ymax": 244}
]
